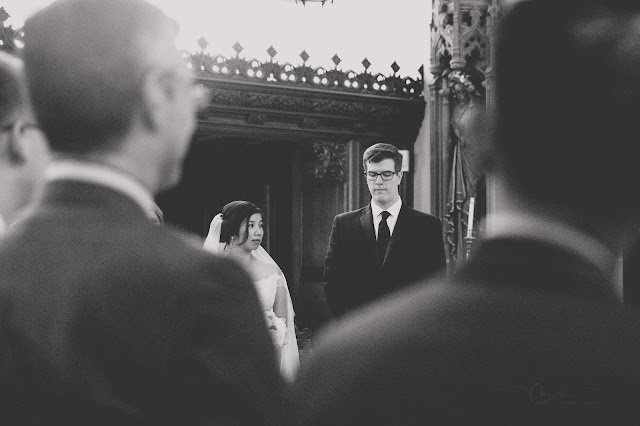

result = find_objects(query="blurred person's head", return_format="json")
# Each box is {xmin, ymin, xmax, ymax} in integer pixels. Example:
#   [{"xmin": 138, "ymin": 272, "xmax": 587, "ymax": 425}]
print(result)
[
  {"xmin": 23, "ymin": 0, "xmax": 204, "ymax": 194},
  {"xmin": 363, "ymin": 143, "xmax": 403, "ymax": 210},
  {"xmin": 0, "ymin": 51, "xmax": 50, "ymax": 226},
  {"xmin": 489, "ymin": 0, "xmax": 640, "ymax": 251}
]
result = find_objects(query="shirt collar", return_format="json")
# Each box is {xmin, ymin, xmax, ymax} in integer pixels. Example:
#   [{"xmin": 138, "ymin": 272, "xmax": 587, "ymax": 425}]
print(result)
[
  {"xmin": 484, "ymin": 211, "xmax": 618, "ymax": 281},
  {"xmin": 371, "ymin": 197, "xmax": 402, "ymax": 218},
  {"xmin": 0, "ymin": 214, "xmax": 5, "ymax": 235},
  {"xmin": 44, "ymin": 160, "xmax": 158, "ymax": 220}
]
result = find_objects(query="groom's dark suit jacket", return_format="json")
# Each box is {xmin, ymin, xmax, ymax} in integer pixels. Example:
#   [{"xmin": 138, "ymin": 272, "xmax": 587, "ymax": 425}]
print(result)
[
  {"xmin": 324, "ymin": 203, "xmax": 445, "ymax": 317},
  {"xmin": 0, "ymin": 180, "xmax": 285, "ymax": 425},
  {"xmin": 295, "ymin": 237, "xmax": 640, "ymax": 425}
]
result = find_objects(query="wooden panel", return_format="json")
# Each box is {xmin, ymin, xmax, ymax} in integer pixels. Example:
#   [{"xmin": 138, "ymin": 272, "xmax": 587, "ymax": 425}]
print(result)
[{"xmin": 302, "ymin": 183, "xmax": 342, "ymax": 269}]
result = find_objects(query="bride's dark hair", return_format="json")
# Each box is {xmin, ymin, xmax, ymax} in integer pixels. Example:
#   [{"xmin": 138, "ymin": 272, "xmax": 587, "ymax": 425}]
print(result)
[{"xmin": 220, "ymin": 201, "xmax": 263, "ymax": 246}]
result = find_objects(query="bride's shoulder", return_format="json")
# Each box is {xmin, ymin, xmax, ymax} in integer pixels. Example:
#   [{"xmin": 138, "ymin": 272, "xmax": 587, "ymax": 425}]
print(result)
[{"xmin": 252, "ymin": 258, "xmax": 281, "ymax": 280}]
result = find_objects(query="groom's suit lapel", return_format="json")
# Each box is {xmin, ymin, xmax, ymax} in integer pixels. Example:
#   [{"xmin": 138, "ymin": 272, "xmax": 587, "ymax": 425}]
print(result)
[{"xmin": 359, "ymin": 206, "xmax": 382, "ymax": 270}]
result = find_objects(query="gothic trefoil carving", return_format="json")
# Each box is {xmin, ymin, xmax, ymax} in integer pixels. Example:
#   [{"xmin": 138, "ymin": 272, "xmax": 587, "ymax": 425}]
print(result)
[{"xmin": 431, "ymin": 0, "xmax": 490, "ymax": 74}]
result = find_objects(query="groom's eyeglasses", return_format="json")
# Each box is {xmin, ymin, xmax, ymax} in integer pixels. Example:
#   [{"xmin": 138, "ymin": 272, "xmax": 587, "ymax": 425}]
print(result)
[{"xmin": 365, "ymin": 171, "xmax": 398, "ymax": 181}]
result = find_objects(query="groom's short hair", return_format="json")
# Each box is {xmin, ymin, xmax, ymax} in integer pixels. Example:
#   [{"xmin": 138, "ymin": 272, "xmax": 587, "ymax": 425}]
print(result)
[{"xmin": 363, "ymin": 143, "xmax": 403, "ymax": 172}]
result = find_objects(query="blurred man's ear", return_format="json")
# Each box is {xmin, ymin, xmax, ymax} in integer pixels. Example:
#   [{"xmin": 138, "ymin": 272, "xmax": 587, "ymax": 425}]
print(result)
[
  {"xmin": 139, "ymin": 69, "xmax": 170, "ymax": 131},
  {"xmin": 1, "ymin": 121, "xmax": 28, "ymax": 165}
]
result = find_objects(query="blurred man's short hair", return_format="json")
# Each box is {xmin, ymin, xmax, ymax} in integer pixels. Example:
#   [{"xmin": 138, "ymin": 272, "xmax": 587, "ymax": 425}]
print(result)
[
  {"xmin": 23, "ymin": 0, "xmax": 178, "ymax": 154},
  {"xmin": 494, "ymin": 0, "xmax": 640, "ymax": 219}
]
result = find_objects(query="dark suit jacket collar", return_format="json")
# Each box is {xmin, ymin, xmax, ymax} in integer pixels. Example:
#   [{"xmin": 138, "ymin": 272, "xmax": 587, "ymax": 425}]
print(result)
[
  {"xmin": 485, "ymin": 212, "xmax": 617, "ymax": 280},
  {"xmin": 382, "ymin": 204, "xmax": 411, "ymax": 264},
  {"xmin": 360, "ymin": 205, "xmax": 380, "ymax": 269},
  {"xmin": 44, "ymin": 160, "xmax": 157, "ymax": 220},
  {"xmin": 456, "ymin": 237, "xmax": 620, "ymax": 303},
  {"xmin": 39, "ymin": 180, "xmax": 151, "ymax": 223}
]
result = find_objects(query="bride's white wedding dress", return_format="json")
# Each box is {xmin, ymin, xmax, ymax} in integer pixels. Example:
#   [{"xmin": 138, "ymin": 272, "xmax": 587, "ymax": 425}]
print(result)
[
  {"xmin": 203, "ymin": 213, "xmax": 300, "ymax": 381},
  {"xmin": 253, "ymin": 272, "xmax": 300, "ymax": 382}
]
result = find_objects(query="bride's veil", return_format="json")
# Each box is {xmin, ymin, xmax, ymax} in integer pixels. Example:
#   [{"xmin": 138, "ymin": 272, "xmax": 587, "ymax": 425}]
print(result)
[
  {"xmin": 203, "ymin": 213, "xmax": 225, "ymax": 253},
  {"xmin": 203, "ymin": 212, "xmax": 299, "ymax": 380}
]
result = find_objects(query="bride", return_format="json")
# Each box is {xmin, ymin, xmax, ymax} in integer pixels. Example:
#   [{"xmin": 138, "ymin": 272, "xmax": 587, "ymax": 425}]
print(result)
[{"xmin": 203, "ymin": 201, "xmax": 300, "ymax": 381}]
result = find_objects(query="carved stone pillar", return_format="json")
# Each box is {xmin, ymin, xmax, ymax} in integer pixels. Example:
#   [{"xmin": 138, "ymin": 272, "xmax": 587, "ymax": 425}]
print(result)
[{"xmin": 430, "ymin": 0, "xmax": 499, "ymax": 267}]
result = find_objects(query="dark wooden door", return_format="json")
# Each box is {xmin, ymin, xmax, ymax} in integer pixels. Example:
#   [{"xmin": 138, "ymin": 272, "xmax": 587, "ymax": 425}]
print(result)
[{"xmin": 156, "ymin": 138, "xmax": 293, "ymax": 280}]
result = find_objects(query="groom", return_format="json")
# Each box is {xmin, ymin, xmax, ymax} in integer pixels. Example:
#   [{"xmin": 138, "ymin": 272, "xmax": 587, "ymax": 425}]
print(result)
[{"xmin": 324, "ymin": 143, "xmax": 446, "ymax": 317}]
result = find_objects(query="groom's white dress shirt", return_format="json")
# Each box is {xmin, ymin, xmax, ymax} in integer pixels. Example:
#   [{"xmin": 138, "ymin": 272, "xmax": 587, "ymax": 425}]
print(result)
[{"xmin": 371, "ymin": 198, "xmax": 402, "ymax": 239}]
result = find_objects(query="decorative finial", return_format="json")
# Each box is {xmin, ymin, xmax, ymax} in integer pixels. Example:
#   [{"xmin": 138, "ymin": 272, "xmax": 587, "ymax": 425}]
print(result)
[
  {"xmin": 267, "ymin": 45, "xmax": 278, "ymax": 60},
  {"xmin": 197, "ymin": 37, "xmax": 209, "ymax": 51},
  {"xmin": 232, "ymin": 41, "xmax": 244, "ymax": 57},
  {"xmin": 0, "ymin": 7, "xmax": 10, "ymax": 23},
  {"xmin": 300, "ymin": 50, "xmax": 310, "ymax": 64}
]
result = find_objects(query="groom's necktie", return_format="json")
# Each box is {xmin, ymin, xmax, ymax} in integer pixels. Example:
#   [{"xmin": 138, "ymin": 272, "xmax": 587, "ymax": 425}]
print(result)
[{"xmin": 378, "ymin": 211, "xmax": 391, "ymax": 264}]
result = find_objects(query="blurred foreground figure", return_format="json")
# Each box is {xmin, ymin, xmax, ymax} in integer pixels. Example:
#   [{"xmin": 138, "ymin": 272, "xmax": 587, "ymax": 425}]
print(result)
[
  {"xmin": 0, "ymin": 51, "xmax": 49, "ymax": 234},
  {"xmin": 293, "ymin": 0, "xmax": 640, "ymax": 424},
  {"xmin": 0, "ymin": 0, "xmax": 285, "ymax": 424}
]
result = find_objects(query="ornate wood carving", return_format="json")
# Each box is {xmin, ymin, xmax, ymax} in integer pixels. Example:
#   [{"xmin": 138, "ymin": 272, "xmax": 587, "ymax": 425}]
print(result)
[
  {"xmin": 186, "ymin": 45, "xmax": 423, "ymax": 100},
  {"xmin": 309, "ymin": 141, "xmax": 348, "ymax": 184},
  {"xmin": 2, "ymin": 2, "xmax": 426, "ymax": 202},
  {"xmin": 195, "ymin": 78, "xmax": 425, "ymax": 147},
  {"xmin": 246, "ymin": 113, "xmax": 266, "ymax": 125},
  {"xmin": 1, "ymin": 5, "xmax": 425, "ymax": 151},
  {"xmin": 206, "ymin": 88, "xmax": 399, "ymax": 119}
]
